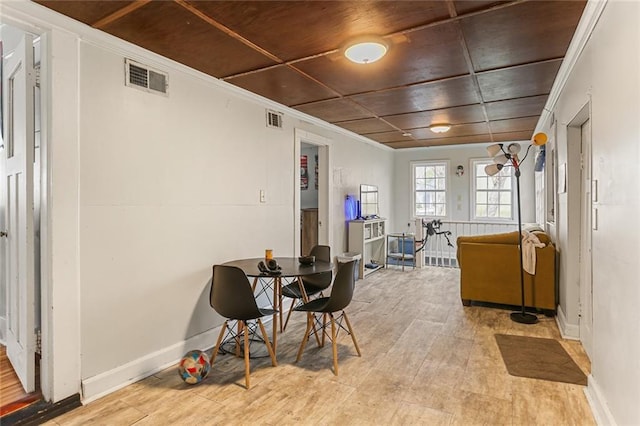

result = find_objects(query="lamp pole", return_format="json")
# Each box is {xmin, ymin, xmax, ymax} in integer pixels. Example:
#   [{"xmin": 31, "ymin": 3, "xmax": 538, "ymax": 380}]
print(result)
[
  {"xmin": 485, "ymin": 134, "xmax": 548, "ymax": 324},
  {"xmin": 510, "ymin": 163, "xmax": 538, "ymax": 324}
]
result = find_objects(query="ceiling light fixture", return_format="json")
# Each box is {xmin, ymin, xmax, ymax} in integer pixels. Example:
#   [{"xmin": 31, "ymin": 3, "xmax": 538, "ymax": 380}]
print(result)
[
  {"xmin": 344, "ymin": 37, "xmax": 388, "ymax": 64},
  {"xmin": 429, "ymin": 124, "xmax": 451, "ymax": 134}
]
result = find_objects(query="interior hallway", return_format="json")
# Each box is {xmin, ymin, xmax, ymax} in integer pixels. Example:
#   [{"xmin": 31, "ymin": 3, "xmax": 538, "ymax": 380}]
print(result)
[{"xmin": 42, "ymin": 266, "xmax": 594, "ymax": 425}]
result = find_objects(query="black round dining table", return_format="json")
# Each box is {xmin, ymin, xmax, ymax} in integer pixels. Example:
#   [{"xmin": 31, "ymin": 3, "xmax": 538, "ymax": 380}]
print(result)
[
  {"xmin": 221, "ymin": 257, "xmax": 333, "ymax": 351},
  {"xmin": 222, "ymin": 257, "xmax": 333, "ymax": 277}
]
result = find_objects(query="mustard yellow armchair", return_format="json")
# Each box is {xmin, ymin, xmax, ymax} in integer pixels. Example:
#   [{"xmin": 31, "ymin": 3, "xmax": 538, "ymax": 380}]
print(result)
[{"xmin": 456, "ymin": 231, "xmax": 556, "ymax": 315}]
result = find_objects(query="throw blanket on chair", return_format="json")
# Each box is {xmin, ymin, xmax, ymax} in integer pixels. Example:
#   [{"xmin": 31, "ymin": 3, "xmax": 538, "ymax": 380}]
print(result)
[{"xmin": 521, "ymin": 231, "xmax": 546, "ymax": 275}]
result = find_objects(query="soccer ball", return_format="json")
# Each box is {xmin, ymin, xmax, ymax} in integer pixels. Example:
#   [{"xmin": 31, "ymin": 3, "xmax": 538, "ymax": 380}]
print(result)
[{"xmin": 178, "ymin": 350, "xmax": 210, "ymax": 385}]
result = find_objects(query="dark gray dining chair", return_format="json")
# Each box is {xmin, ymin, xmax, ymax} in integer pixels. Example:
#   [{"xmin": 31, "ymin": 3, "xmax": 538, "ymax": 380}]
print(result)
[
  {"xmin": 280, "ymin": 245, "xmax": 332, "ymax": 331},
  {"xmin": 210, "ymin": 264, "xmax": 277, "ymax": 389},
  {"xmin": 294, "ymin": 259, "xmax": 361, "ymax": 375}
]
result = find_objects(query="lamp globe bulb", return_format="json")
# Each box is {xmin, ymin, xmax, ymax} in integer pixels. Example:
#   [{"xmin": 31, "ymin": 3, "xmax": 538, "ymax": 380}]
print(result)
[
  {"xmin": 507, "ymin": 143, "xmax": 521, "ymax": 155},
  {"xmin": 533, "ymin": 132, "xmax": 548, "ymax": 146},
  {"xmin": 484, "ymin": 163, "xmax": 503, "ymax": 176}
]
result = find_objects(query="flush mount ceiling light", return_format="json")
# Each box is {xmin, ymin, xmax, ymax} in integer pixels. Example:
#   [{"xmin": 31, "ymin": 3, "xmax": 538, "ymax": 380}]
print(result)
[
  {"xmin": 344, "ymin": 37, "xmax": 388, "ymax": 64},
  {"xmin": 429, "ymin": 124, "xmax": 451, "ymax": 134}
]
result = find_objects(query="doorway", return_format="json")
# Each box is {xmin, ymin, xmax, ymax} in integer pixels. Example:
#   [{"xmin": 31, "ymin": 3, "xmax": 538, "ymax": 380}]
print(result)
[
  {"xmin": 1, "ymin": 24, "xmax": 42, "ymax": 413},
  {"xmin": 294, "ymin": 129, "xmax": 331, "ymax": 257},
  {"xmin": 578, "ymin": 118, "xmax": 593, "ymax": 358},
  {"xmin": 568, "ymin": 104, "xmax": 593, "ymax": 358},
  {"xmin": 300, "ymin": 143, "xmax": 319, "ymax": 255}
]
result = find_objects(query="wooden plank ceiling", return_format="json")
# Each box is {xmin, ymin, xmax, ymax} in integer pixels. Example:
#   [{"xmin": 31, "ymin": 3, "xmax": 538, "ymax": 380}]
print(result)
[{"xmin": 35, "ymin": 0, "xmax": 586, "ymax": 149}]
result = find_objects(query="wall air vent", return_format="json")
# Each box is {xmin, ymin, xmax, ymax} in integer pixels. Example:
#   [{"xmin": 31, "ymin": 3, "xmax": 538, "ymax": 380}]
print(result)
[
  {"xmin": 266, "ymin": 109, "xmax": 283, "ymax": 129},
  {"xmin": 125, "ymin": 59, "xmax": 168, "ymax": 96}
]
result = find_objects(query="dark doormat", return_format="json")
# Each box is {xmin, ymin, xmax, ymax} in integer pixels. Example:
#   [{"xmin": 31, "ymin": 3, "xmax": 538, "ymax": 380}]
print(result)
[{"xmin": 495, "ymin": 334, "xmax": 588, "ymax": 385}]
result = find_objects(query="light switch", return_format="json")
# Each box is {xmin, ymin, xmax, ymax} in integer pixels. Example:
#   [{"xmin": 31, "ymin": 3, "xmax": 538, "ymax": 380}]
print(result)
[{"xmin": 260, "ymin": 190, "xmax": 265, "ymax": 203}]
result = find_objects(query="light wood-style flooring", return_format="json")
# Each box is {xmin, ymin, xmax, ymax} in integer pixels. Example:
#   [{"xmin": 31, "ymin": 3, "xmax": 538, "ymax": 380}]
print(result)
[
  {"xmin": 1, "ymin": 345, "xmax": 29, "ymax": 407},
  {"xmin": 43, "ymin": 266, "xmax": 594, "ymax": 425},
  {"xmin": 1, "ymin": 345, "xmax": 42, "ymax": 417}
]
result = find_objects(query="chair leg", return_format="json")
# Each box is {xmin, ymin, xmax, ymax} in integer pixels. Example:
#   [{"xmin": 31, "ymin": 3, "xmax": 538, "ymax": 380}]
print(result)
[
  {"xmin": 211, "ymin": 320, "xmax": 228, "ymax": 366},
  {"xmin": 330, "ymin": 314, "xmax": 338, "ymax": 375},
  {"xmin": 235, "ymin": 321, "xmax": 242, "ymax": 357},
  {"xmin": 257, "ymin": 319, "xmax": 277, "ymax": 367},
  {"xmin": 273, "ymin": 278, "xmax": 279, "ymax": 352},
  {"xmin": 296, "ymin": 312, "xmax": 313, "ymax": 362},
  {"xmin": 282, "ymin": 298, "xmax": 296, "ymax": 331},
  {"xmin": 243, "ymin": 321, "xmax": 251, "ymax": 389},
  {"xmin": 278, "ymin": 296, "xmax": 284, "ymax": 334},
  {"xmin": 321, "ymin": 313, "xmax": 328, "ymax": 347},
  {"xmin": 277, "ymin": 278, "xmax": 284, "ymax": 333},
  {"xmin": 311, "ymin": 313, "xmax": 322, "ymax": 347},
  {"xmin": 342, "ymin": 311, "xmax": 361, "ymax": 357}
]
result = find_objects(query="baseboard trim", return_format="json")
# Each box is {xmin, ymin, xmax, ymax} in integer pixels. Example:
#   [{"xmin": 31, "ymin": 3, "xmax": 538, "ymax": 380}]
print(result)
[
  {"xmin": 81, "ymin": 327, "xmax": 220, "ymax": 403},
  {"xmin": 585, "ymin": 374, "xmax": 617, "ymax": 426},
  {"xmin": 556, "ymin": 304, "xmax": 579, "ymax": 339},
  {"xmin": 81, "ymin": 313, "xmax": 277, "ymax": 404}
]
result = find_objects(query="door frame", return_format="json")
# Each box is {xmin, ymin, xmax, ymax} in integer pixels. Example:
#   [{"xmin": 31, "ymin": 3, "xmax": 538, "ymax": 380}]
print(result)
[
  {"xmin": 293, "ymin": 129, "xmax": 332, "ymax": 257},
  {"xmin": 2, "ymin": 5, "xmax": 83, "ymax": 403},
  {"xmin": 568, "ymin": 102, "xmax": 593, "ymax": 357}
]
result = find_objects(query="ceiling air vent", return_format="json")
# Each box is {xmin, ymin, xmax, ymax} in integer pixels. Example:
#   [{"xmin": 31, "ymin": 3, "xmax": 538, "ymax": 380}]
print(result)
[
  {"xmin": 125, "ymin": 59, "xmax": 168, "ymax": 96},
  {"xmin": 266, "ymin": 109, "xmax": 283, "ymax": 129}
]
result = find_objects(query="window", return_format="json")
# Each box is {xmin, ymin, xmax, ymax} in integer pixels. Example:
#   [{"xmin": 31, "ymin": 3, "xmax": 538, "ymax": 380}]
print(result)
[
  {"xmin": 472, "ymin": 159, "xmax": 514, "ymax": 220},
  {"xmin": 412, "ymin": 161, "xmax": 448, "ymax": 217}
]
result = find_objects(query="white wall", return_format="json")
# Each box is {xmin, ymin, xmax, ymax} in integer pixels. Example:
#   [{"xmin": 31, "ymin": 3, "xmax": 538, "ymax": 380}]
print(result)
[
  {"xmin": 327, "ymin": 137, "xmax": 394, "ymax": 254},
  {"xmin": 538, "ymin": 1, "xmax": 640, "ymax": 424},
  {"xmin": 392, "ymin": 144, "xmax": 537, "ymax": 234}
]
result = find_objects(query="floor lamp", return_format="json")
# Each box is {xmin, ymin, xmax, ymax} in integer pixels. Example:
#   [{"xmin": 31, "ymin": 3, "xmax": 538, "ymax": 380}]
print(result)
[{"xmin": 485, "ymin": 133, "xmax": 548, "ymax": 325}]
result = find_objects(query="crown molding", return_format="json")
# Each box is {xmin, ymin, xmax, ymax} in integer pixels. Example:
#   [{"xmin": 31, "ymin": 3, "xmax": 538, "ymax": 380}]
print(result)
[{"xmin": 536, "ymin": 0, "xmax": 608, "ymax": 133}]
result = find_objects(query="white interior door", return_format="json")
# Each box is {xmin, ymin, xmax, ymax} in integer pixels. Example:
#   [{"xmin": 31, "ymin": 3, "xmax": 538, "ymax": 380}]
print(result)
[
  {"xmin": 579, "ymin": 118, "xmax": 593, "ymax": 358},
  {"xmin": 2, "ymin": 34, "xmax": 36, "ymax": 392}
]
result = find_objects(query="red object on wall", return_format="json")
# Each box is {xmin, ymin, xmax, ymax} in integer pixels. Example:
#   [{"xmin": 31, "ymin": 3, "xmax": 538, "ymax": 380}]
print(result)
[{"xmin": 301, "ymin": 155, "xmax": 308, "ymax": 190}]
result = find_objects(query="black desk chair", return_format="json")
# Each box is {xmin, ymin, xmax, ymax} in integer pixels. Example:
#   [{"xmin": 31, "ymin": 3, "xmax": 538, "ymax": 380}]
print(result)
[
  {"xmin": 210, "ymin": 264, "xmax": 278, "ymax": 389},
  {"xmin": 281, "ymin": 245, "xmax": 332, "ymax": 331},
  {"xmin": 294, "ymin": 259, "xmax": 361, "ymax": 375}
]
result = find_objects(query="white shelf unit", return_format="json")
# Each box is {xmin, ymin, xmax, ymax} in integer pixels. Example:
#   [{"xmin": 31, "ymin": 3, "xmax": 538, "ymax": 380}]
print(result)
[{"xmin": 348, "ymin": 218, "xmax": 387, "ymax": 279}]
